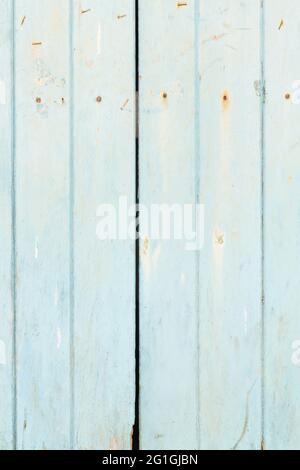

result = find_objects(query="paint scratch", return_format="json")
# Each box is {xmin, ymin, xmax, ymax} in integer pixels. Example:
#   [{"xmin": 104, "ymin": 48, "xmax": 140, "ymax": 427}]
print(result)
[{"xmin": 35, "ymin": 237, "xmax": 39, "ymax": 259}]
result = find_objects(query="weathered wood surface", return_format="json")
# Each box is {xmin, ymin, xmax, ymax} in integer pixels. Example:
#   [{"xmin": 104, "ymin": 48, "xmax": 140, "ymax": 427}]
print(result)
[
  {"xmin": 0, "ymin": 0, "xmax": 299, "ymax": 451},
  {"xmin": 1, "ymin": 0, "xmax": 135, "ymax": 450}
]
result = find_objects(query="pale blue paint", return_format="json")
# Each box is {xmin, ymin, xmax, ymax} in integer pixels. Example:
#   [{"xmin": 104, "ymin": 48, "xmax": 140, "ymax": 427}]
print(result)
[
  {"xmin": 0, "ymin": 0, "xmax": 14, "ymax": 451},
  {"xmin": 264, "ymin": 0, "xmax": 300, "ymax": 451},
  {"xmin": 0, "ymin": 0, "xmax": 300, "ymax": 451}
]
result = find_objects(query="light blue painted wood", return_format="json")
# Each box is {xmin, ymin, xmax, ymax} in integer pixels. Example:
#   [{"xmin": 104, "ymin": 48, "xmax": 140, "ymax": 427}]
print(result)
[
  {"xmin": 15, "ymin": 0, "xmax": 71, "ymax": 449},
  {"xmin": 264, "ymin": 0, "xmax": 300, "ymax": 451},
  {"xmin": 139, "ymin": 0, "xmax": 263, "ymax": 450},
  {"xmin": 0, "ymin": 0, "xmax": 14, "ymax": 450},
  {"xmin": 72, "ymin": 0, "xmax": 135, "ymax": 450},
  {"xmin": 139, "ymin": 0, "xmax": 200, "ymax": 450},
  {"xmin": 198, "ymin": 0, "xmax": 262, "ymax": 450}
]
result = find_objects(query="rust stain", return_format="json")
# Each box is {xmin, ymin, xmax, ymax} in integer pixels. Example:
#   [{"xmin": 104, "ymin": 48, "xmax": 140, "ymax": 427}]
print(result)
[
  {"xmin": 21, "ymin": 16, "xmax": 26, "ymax": 26},
  {"xmin": 261, "ymin": 438, "xmax": 266, "ymax": 450},
  {"xmin": 278, "ymin": 19, "xmax": 284, "ymax": 30},
  {"xmin": 32, "ymin": 42, "xmax": 42, "ymax": 46},
  {"xmin": 35, "ymin": 97, "xmax": 42, "ymax": 104},
  {"xmin": 212, "ymin": 33, "xmax": 226, "ymax": 41},
  {"xmin": 96, "ymin": 96, "xmax": 102, "ymax": 103},
  {"xmin": 285, "ymin": 92, "xmax": 291, "ymax": 100},
  {"xmin": 177, "ymin": 1, "xmax": 188, "ymax": 7},
  {"xmin": 221, "ymin": 90, "xmax": 230, "ymax": 110}
]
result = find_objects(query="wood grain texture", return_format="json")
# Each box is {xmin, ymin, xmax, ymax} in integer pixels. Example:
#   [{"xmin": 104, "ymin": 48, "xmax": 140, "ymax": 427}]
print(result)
[
  {"xmin": 15, "ymin": 0, "xmax": 71, "ymax": 449},
  {"xmin": 264, "ymin": 0, "xmax": 300, "ymax": 450},
  {"xmin": 198, "ymin": 0, "xmax": 262, "ymax": 450},
  {"xmin": 72, "ymin": 0, "xmax": 135, "ymax": 450},
  {"xmin": 0, "ymin": 0, "xmax": 14, "ymax": 450}
]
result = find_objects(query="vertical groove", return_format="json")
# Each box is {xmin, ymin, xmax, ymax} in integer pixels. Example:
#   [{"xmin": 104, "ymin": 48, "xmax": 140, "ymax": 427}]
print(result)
[
  {"xmin": 133, "ymin": 0, "xmax": 140, "ymax": 451},
  {"xmin": 69, "ymin": 0, "xmax": 75, "ymax": 451},
  {"xmin": 260, "ymin": 0, "xmax": 266, "ymax": 451},
  {"xmin": 11, "ymin": 0, "xmax": 17, "ymax": 451},
  {"xmin": 194, "ymin": 0, "xmax": 201, "ymax": 451}
]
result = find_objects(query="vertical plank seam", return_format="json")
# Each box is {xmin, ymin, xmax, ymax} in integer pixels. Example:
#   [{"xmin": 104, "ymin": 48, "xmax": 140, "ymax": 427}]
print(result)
[
  {"xmin": 11, "ymin": 0, "xmax": 17, "ymax": 451},
  {"xmin": 133, "ymin": 0, "xmax": 140, "ymax": 451},
  {"xmin": 69, "ymin": 0, "xmax": 75, "ymax": 451},
  {"xmin": 194, "ymin": 0, "xmax": 201, "ymax": 450},
  {"xmin": 260, "ymin": 0, "xmax": 266, "ymax": 451}
]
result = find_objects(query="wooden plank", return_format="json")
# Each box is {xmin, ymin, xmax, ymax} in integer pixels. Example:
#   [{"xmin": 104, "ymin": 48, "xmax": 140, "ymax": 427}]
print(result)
[
  {"xmin": 139, "ymin": 0, "xmax": 199, "ymax": 450},
  {"xmin": 198, "ymin": 0, "xmax": 262, "ymax": 450},
  {"xmin": 72, "ymin": 1, "xmax": 135, "ymax": 450},
  {"xmin": 139, "ymin": 0, "xmax": 262, "ymax": 450},
  {"xmin": 15, "ymin": 0, "xmax": 71, "ymax": 449},
  {"xmin": 264, "ymin": 0, "xmax": 300, "ymax": 450},
  {"xmin": 0, "ymin": 0, "xmax": 14, "ymax": 450}
]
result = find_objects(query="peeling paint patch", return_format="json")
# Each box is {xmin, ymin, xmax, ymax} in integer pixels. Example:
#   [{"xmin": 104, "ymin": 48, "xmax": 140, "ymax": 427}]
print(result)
[
  {"xmin": 0, "ymin": 340, "xmax": 6, "ymax": 365},
  {"xmin": 0, "ymin": 80, "xmax": 6, "ymax": 105}
]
